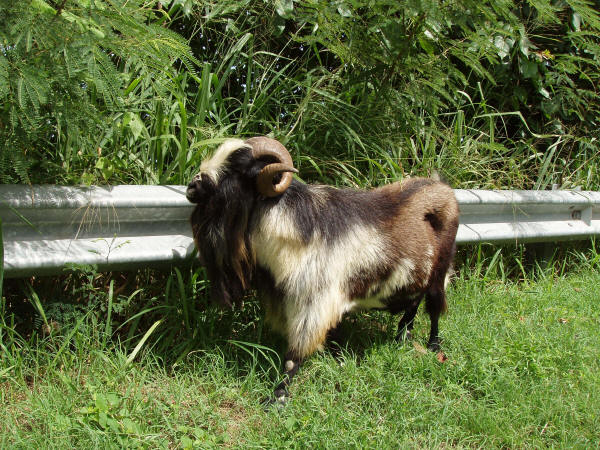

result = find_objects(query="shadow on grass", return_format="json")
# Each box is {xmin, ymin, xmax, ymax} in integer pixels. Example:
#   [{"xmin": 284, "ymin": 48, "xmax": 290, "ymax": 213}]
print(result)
[{"xmin": 2, "ymin": 265, "xmax": 441, "ymax": 393}]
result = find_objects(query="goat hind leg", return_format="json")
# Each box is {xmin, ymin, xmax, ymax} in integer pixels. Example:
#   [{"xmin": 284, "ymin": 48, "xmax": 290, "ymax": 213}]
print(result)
[
  {"xmin": 395, "ymin": 299, "xmax": 421, "ymax": 343},
  {"xmin": 424, "ymin": 288, "xmax": 446, "ymax": 351}
]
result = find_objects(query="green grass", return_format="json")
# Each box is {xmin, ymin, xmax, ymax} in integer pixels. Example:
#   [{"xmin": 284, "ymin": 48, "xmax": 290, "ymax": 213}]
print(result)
[{"xmin": 1, "ymin": 265, "xmax": 599, "ymax": 448}]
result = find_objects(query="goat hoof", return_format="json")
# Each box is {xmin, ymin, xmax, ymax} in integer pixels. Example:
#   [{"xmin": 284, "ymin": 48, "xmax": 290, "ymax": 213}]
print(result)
[
  {"xmin": 261, "ymin": 390, "xmax": 289, "ymax": 411},
  {"xmin": 396, "ymin": 329, "xmax": 413, "ymax": 343},
  {"xmin": 427, "ymin": 339, "xmax": 441, "ymax": 352}
]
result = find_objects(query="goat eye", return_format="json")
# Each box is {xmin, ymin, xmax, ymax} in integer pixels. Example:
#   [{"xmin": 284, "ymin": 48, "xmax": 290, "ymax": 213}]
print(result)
[{"xmin": 201, "ymin": 176, "xmax": 216, "ymax": 193}]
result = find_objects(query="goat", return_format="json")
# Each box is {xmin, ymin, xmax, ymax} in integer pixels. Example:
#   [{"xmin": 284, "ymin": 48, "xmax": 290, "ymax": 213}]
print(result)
[{"xmin": 186, "ymin": 137, "xmax": 459, "ymax": 403}]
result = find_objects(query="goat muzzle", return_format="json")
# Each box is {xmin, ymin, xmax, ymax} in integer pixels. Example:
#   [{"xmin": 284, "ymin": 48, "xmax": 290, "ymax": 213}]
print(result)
[{"xmin": 186, "ymin": 179, "xmax": 201, "ymax": 203}]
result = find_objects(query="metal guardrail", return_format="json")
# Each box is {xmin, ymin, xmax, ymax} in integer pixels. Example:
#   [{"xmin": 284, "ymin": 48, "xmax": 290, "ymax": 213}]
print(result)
[
  {"xmin": 1, "ymin": 185, "xmax": 195, "ymax": 278},
  {"xmin": 455, "ymin": 189, "xmax": 600, "ymax": 244},
  {"xmin": 1, "ymin": 185, "xmax": 599, "ymax": 278}
]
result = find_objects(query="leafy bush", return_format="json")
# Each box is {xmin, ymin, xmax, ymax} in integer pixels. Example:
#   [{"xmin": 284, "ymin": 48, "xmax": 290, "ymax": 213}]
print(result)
[
  {"xmin": 0, "ymin": 0, "xmax": 598, "ymax": 188},
  {"xmin": 0, "ymin": 0, "xmax": 195, "ymax": 184}
]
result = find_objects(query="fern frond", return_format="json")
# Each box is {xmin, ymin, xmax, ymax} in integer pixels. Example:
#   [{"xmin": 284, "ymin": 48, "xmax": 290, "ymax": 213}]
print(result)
[
  {"xmin": 0, "ymin": 56, "xmax": 9, "ymax": 97},
  {"xmin": 0, "ymin": 0, "xmax": 200, "ymax": 183}
]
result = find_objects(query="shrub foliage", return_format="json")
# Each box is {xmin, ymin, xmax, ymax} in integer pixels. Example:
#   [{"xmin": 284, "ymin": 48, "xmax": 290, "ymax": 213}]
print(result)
[{"xmin": 0, "ymin": 0, "xmax": 598, "ymax": 188}]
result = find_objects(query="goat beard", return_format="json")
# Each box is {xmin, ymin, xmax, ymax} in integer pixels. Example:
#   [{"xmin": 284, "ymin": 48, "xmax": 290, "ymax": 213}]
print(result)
[{"xmin": 191, "ymin": 193, "xmax": 256, "ymax": 308}]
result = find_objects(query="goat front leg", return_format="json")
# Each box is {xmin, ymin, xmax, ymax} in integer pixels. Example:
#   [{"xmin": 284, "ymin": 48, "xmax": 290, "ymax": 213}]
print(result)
[
  {"xmin": 264, "ymin": 296, "xmax": 340, "ymax": 406},
  {"xmin": 273, "ymin": 351, "xmax": 302, "ymax": 400},
  {"xmin": 269, "ymin": 312, "xmax": 328, "ymax": 403},
  {"xmin": 262, "ymin": 351, "xmax": 302, "ymax": 408},
  {"xmin": 271, "ymin": 319, "xmax": 346, "ymax": 404}
]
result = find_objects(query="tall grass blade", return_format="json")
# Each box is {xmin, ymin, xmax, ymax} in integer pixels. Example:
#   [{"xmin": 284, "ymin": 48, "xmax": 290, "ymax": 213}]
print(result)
[
  {"xmin": 103, "ymin": 279, "xmax": 114, "ymax": 346},
  {"xmin": 50, "ymin": 312, "xmax": 89, "ymax": 370},
  {"xmin": 227, "ymin": 339, "xmax": 281, "ymax": 375},
  {"xmin": 27, "ymin": 284, "xmax": 48, "ymax": 328},
  {"xmin": 534, "ymin": 138, "xmax": 561, "ymax": 190},
  {"xmin": 194, "ymin": 62, "xmax": 212, "ymax": 127},
  {"xmin": 177, "ymin": 99, "xmax": 188, "ymax": 183},
  {"xmin": 117, "ymin": 305, "xmax": 168, "ymax": 343},
  {"xmin": 126, "ymin": 320, "xmax": 162, "ymax": 366},
  {"xmin": 484, "ymin": 248, "xmax": 503, "ymax": 280},
  {"xmin": 8, "ymin": 206, "xmax": 40, "ymax": 234},
  {"xmin": 0, "ymin": 365, "xmax": 14, "ymax": 379},
  {"xmin": 175, "ymin": 268, "xmax": 190, "ymax": 332}
]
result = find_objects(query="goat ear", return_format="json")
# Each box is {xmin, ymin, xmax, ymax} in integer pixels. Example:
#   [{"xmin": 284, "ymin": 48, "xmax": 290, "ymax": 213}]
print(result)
[
  {"xmin": 246, "ymin": 159, "xmax": 268, "ymax": 180},
  {"xmin": 225, "ymin": 147, "xmax": 258, "ymax": 176}
]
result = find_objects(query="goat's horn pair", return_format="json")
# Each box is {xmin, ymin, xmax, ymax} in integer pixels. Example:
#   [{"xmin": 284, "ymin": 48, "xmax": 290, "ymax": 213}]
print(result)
[{"xmin": 245, "ymin": 136, "xmax": 298, "ymax": 197}]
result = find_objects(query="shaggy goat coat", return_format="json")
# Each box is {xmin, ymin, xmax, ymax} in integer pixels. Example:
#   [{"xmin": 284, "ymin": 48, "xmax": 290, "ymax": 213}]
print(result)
[{"xmin": 188, "ymin": 139, "xmax": 459, "ymax": 362}]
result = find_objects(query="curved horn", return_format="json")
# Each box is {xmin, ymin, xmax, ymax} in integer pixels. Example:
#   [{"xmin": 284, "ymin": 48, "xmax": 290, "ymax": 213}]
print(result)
[{"xmin": 245, "ymin": 136, "xmax": 298, "ymax": 197}]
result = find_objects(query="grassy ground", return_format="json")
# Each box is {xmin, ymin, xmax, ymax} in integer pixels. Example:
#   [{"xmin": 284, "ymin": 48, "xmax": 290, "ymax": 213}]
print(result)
[{"xmin": 1, "ymin": 265, "xmax": 599, "ymax": 448}]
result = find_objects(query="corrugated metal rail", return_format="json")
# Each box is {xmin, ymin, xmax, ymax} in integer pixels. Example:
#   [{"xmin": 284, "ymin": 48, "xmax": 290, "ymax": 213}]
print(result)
[{"xmin": 1, "ymin": 185, "xmax": 599, "ymax": 278}]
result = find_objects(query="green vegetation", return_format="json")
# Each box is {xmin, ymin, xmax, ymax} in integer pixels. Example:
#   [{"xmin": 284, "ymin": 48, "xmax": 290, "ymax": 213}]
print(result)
[
  {"xmin": 2, "ymin": 253, "xmax": 599, "ymax": 447},
  {"xmin": 1, "ymin": 0, "xmax": 599, "ymax": 188}
]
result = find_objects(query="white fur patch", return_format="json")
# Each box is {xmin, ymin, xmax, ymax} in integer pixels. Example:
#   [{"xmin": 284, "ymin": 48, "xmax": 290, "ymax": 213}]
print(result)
[
  {"xmin": 444, "ymin": 271, "xmax": 452, "ymax": 289},
  {"xmin": 350, "ymin": 296, "xmax": 387, "ymax": 310},
  {"xmin": 348, "ymin": 257, "xmax": 416, "ymax": 312},
  {"xmin": 371, "ymin": 258, "xmax": 415, "ymax": 298},
  {"xmin": 252, "ymin": 203, "xmax": 422, "ymax": 356},
  {"xmin": 421, "ymin": 244, "xmax": 434, "ymax": 286},
  {"xmin": 197, "ymin": 138, "xmax": 246, "ymax": 183}
]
